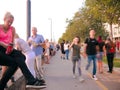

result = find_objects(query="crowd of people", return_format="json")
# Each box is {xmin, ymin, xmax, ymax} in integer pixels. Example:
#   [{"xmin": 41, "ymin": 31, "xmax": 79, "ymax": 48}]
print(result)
[
  {"xmin": 59, "ymin": 29, "xmax": 117, "ymax": 82},
  {"xmin": 0, "ymin": 12, "xmax": 57, "ymax": 90},
  {"xmin": 0, "ymin": 11, "xmax": 119, "ymax": 90}
]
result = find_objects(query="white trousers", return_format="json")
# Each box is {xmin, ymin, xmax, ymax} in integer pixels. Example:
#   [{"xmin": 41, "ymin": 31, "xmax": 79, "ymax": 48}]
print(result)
[{"xmin": 25, "ymin": 51, "xmax": 36, "ymax": 78}]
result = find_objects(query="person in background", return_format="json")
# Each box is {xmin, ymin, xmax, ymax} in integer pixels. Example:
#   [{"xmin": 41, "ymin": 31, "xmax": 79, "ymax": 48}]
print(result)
[
  {"xmin": 56, "ymin": 44, "xmax": 60, "ymax": 51},
  {"xmin": 84, "ymin": 30, "xmax": 99, "ymax": 80},
  {"xmin": 0, "ymin": 12, "xmax": 46, "ymax": 90},
  {"xmin": 115, "ymin": 37, "xmax": 120, "ymax": 52},
  {"xmin": 44, "ymin": 39, "xmax": 50, "ymax": 64},
  {"xmin": 28, "ymin": 27, "xmax": 45, "ymax": 79},
  {"xmin": 64, "ymin": 41, "xmax": 70, "ymax": 60},
  {"xmin": 69, "ymin": 36, "xmax": 84, "ymax": 82},
  {"xmin": 104, "ymin": 38, "xmax": 115, "ymax": 73},
  {"xmin": 60, "ymin": 40, "xmax": 65, "ymax": 59},
  {"xmin": 49, "ymin": 43, "xmax": 52, "ymax": 56},
  {"xmin": 49, "ymin": 42, "xmax": 55, "ymax": 56},
  {"xmin": 96, "ymin": 36, "xmax": 105, "ymax": 73}
]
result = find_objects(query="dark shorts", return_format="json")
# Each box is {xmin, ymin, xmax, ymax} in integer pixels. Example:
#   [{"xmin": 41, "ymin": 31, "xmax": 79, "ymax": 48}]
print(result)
[{"xmin": 61, "ymin": 50, "xmax": 65, "ymax": 54}]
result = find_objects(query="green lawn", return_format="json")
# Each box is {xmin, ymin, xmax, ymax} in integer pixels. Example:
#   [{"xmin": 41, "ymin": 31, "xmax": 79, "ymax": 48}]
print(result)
[{"xmin": 103, "ymin": 57, "xmax": 120, "ymax": 68}]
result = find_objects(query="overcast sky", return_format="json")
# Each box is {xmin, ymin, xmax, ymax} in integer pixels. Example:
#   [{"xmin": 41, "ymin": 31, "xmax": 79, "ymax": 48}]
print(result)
[{"xmin": 0, "ymin": 0, "xmax": 84, "ymax": 42}]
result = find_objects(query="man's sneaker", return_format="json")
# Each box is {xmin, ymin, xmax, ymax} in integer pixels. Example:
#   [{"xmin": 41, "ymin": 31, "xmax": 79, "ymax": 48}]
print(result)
[
  {"xmin": 37, "ymin": 78, "xmax": 46, "ymax": 84},
  {"xmin": 79, "ymin": 77, "xmax": 84, "ymax": 82},
  {"xmin": 26, "ymin": 80, "xmax": 46, "ymax": 88},
  {"xmin": 92, "ymin": 75, "xmax": 98, "ymax": 80}
]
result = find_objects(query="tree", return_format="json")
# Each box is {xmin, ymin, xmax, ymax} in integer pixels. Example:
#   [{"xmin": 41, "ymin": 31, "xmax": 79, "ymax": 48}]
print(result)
[
  {"xmin": 63, "ymin": 7, "xmax": 106, "ymax": 41},
  {"xmin": 85, "ymin": 0, "xmax": 120, "ymax": 39}
]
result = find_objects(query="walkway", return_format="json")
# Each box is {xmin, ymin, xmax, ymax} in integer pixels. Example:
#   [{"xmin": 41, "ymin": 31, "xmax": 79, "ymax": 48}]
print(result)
[
  {"xmin": 3, "ymin": 50, "xmax": 120, "ymax": 90},
  {"xmin": 42, "ymin": 51, "xmax": 120, "ymax": 90}
]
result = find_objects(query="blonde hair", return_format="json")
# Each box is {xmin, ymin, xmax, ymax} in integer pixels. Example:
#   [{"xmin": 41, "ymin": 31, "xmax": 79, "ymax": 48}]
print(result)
[{"xmin": 4, "ymin": 12, "xmax": 14, "ymax": 20}]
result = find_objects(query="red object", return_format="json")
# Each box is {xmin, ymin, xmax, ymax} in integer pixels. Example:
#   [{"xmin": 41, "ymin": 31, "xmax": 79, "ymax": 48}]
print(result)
[
  {"xmin": 109, "ymin": 47, "xmax": 115, "ymax": 53},
  {"xmin": 6, "ymin": 45, "xmax": 13, "ymax": 54},
  {"xmin": 97, "ymin": 36, "xmax": 102, "ymax": 43}
]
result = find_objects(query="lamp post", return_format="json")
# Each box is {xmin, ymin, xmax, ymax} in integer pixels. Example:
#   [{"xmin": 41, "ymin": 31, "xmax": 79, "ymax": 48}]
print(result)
[
  {"xmin": 26, "ymin": 0, "xmax": 31, "ymax": 40},
  {"xmin": 48, "ymin": 18, "xmax": 52, "ymax": 42}
]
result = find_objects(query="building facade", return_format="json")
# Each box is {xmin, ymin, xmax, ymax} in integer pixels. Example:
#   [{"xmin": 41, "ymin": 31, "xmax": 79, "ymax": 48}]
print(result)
[{"xmin": 104, "ymin": 23, "xmax": 120, "ymax": 39}]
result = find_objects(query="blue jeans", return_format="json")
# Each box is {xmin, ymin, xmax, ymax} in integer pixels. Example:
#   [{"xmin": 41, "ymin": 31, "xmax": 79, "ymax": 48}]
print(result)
[
  {"xmin": 65, "ymin": 49, "xmax": 69, "ymax": 60},
  {"xmin": 86, "ymin": 55, "xmax": 97, "ymax": 75}
]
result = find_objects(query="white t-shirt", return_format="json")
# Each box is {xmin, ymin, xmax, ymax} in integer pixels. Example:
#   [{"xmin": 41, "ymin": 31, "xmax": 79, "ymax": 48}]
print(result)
[
  {"xmin": 15, "ymin": 38, "xmax": 33, "ymax": 54},
  {"xmin": 64, "ymin": 43, "xmax": 69, "ymax": 51}
]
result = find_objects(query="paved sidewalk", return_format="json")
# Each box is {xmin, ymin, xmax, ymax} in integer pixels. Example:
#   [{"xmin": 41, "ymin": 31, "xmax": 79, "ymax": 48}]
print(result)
[
  {"xmin": 0, "ymin": 50, "xmax": 120, "ymax": 90},
  {"xmin": 41, "ymin": 50, "xmax": 120, "ymax": 90},
  {"xmin": 43, "ymin": 51, "xmax": 102, "ymax": 90},
  {"xmin": 109, "ymin": 51, "xmax": 120, "ymax": 73}
]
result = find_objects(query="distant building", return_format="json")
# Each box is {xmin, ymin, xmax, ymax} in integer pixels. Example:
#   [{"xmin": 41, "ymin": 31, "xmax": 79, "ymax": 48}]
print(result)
[{"xmin": 104, "ymin": 23, "xmax": 120, "ymax": 39}]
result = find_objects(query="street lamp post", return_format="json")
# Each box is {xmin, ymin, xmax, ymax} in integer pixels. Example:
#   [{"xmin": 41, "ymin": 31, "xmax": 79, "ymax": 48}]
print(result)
[
  {"xmin": 26, "ymin": 0, "xmax": 31, "ymax": 40},
  {"xmin": 48, "ymin": 18, "xmax": 52, "ymax": 42}
]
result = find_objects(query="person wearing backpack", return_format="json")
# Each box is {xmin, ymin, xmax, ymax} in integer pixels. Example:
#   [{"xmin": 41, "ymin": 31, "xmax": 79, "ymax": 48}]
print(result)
[
  {"xmin": 104, "ymin": 38, "xmax": 115, "ymax": 73},
  {"xmin": 84, "ymin": 30, "xmax": 99, "ymax": 80}
]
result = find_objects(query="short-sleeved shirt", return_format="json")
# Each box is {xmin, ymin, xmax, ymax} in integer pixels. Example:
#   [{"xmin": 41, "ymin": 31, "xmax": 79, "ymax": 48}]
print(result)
[
  {"xmin": 84, "ymin": 38, "xmax": 98, "ymax": 55},
  {"xmin": 28, "ymin": 34, "xmax": 44, "ymax": 56},
  {"xmin": 64, "ymin": 43, "xmax": 69, "ymax": 51},
  {"xmin": 15, "ymin": 38, "xmax": 33, "ymax": 54},
  {"xmin": 105, "ymin": 43, "xmax": 115, "ymax": 54},
  {"xmin": 72, "ymin": 44, "xmax": 80, "ymax": 58}
]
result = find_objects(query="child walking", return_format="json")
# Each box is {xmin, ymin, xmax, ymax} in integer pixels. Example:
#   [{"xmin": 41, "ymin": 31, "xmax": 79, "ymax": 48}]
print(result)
[{"xmin": 69, "ymin": 36, "xmax": 84, "ymax": 82}]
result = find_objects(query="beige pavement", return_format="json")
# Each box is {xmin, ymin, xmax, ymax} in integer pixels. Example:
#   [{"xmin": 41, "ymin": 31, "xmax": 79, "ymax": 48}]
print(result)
[
  {"xmin": 2, "ymin": 50, "xmax": 120, "ymax": 90},
  {"xmin": 42, "ymin": 50, "xmax": 120, "ymax": 90}
]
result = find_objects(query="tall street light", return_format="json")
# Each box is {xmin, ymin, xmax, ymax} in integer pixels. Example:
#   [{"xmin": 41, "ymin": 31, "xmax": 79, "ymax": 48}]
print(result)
[
  {"xmin": 48, "ymin": 18, "xmax": 52, "ymax": 42},
  {"xmin": 26, "ymin": 0, "xmax": 31, "ymax": 40}
]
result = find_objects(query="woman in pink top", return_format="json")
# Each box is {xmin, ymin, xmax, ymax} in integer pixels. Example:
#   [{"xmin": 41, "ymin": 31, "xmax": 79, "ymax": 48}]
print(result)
[
  {"xmin": 0, "ymin": 12, "xmax": 16, "ymax": 84},
  {"xmin": 0, "ymin": 12, "xmax": 46, "ymax": 90}
]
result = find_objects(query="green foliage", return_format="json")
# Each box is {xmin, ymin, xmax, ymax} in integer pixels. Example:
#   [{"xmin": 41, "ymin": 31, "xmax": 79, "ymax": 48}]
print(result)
[
  {"xmin": 59, "ymin": 7, "xmax": 106, "ymax": 42},
  {"xmin": 58, "ymin": 0, "xmax": 120, "ymax": 42},
  {"xmin": 85, "ymin": 0, "xmax": 120, "ymax": 38}
]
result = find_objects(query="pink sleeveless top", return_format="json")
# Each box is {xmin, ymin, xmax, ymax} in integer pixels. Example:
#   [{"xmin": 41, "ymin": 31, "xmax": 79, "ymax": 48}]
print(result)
[{"xmin": 0, "ymin": 26, "xmax": 13, "ymax": 44}]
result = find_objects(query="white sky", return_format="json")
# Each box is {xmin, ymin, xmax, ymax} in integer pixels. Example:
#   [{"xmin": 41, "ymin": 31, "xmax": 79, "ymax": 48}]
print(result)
[{"xmin": 0, "ymin": 0, "xmax": 84, "ymax": 42}]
